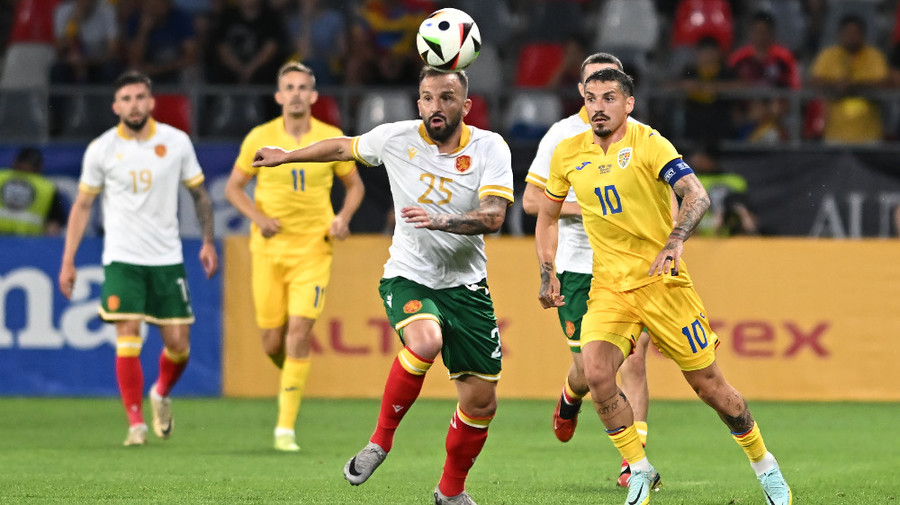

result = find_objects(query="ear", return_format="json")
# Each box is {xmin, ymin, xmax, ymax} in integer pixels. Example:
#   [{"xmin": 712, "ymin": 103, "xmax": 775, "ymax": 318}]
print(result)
[
  {"xmin": 625, "ymin": 96, "xmax": 635, "ymax": 114},
  {"xmin": 274, "ymin": 90, "xmax": 284, "ymax": 106},
  {"xmin": 149, "ymin": 96, "xmax": 156, "ymax": 114},
  {"xmin": 578, "ymin": 81, "xmax": 585, "ymax": 97},
  {"xmin": 309, "ymin": 89, "xmax": 319, "ymax": 105},
  {"xmin": 462, "ymin": 97, "xmax": 472, "ymax": 117}
]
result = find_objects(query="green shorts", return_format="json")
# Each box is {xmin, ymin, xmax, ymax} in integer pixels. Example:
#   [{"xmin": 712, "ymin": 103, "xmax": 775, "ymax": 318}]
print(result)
[
  {"xmin": 100, "ymin": 262, "xmax": 195, "ymax": 325},
  {"xmin": 378, "ymin": 276, "xmax": 502, "ymax": 381},
  {"xmin": 556, "ymin": 271, "xmax": 591, "ymax": 353}
]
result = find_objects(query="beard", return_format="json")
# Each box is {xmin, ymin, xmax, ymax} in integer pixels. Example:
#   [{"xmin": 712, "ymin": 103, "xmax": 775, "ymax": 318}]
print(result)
[
  {"xmin": 591, "ymin": 113, "xmax": 613, "ymax": 138},
  {"xmin": 423, "ymin": 112, "xmax": 463, "ymax": 143},
  {"xmin": 123, "ymin": 114, "xmax": 150, "ymax": 132}
]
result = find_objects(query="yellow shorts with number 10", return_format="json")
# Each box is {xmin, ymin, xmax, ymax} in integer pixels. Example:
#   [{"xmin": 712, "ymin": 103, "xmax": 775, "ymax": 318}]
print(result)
[
  {"xmin": 581, "ymin": 279, "xmax": 719, "ymax": 371},
  {"xmin": 251, "ymin": 238, "xmax": 333, "ymax": 328}
]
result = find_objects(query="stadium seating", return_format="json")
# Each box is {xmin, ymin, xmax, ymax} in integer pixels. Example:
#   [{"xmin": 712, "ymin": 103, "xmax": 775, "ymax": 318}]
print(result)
[
  {"xmin": 465, "ymin": 94, "xmax": 491, "ymax": 131},
  {"xmin": 355, "ymin": 91, "xmax": 415, "ymax": 135},
  {"xmin": 311, "ymin": 94, "xmax": 342, "ymax": 128},
  {"xmin": 504, "ymin": 91, "xmax": 562, "ymax": 141},
  {"xmin": 0, "ymin": 43, "xmax": 55, "ymax": 88},
  {"xmin": 671, "ymin": 0, "xmax": 734, "ymax": 52},
  {"xmin": 751, "ymin": 0, "xmax": 806, "ymax": 52},
  {"xmin": 154, "ymin": 94, "xmax": 193, "ymax": 134},
  {"xmin": 514, "ymin": 43, "xmax": 565, "ymax": 88},
  {"xmin": 593, "ymin": 0, "xmax": 659, "ymax": 53},
  {"xmin": 465, "ymin": 44, "xmax": 503, "ymax": 95}
]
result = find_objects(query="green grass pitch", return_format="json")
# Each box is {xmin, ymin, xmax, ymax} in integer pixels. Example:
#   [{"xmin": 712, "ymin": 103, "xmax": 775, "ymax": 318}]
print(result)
[{"xmin": 0, "ymin": 397, "xmax": 896, "ymax": 504}]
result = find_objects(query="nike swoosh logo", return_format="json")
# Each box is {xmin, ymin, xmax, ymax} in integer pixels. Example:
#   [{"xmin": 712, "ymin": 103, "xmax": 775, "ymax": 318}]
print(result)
[
  {"xmin": 284, "ymin": 387, "xmax": 298, "ymax": 392},
  {"xmin": 763, "ymin": 490, "xmax": 776, "ymax": 505},
  {"xmin": 348, "ymin": 458, "xmax": 361, "ymax": 476},
  {"xmin": 628, "ymin": 483, "xmax": 645, "ymax": 505},
  {"xmin": 161, "ymin": 422, "xmax": 172, "ymax": 436}
]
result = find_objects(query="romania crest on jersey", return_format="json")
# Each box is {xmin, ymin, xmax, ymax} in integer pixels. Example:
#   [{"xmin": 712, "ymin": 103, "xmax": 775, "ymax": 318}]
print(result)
[
  {"xmin": 403, "ymin": 300, "xmax": 422, "ymax": 313},
  {"xmin": 455, "ymin": 155, "xmax": 471, "ymax": 173},
  {"xmin": 617, "ymin": 147, "xmax": 632, "ymax": 169}
]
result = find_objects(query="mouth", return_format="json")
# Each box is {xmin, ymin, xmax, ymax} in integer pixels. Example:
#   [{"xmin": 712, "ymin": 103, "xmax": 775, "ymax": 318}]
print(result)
[
  {"xmin": 429, "ymin": 115, "xmax": 446, "ymax": 128},
  {"xmin": 592, "ymin": 115, "xmax": 609, "ymax": 125}
]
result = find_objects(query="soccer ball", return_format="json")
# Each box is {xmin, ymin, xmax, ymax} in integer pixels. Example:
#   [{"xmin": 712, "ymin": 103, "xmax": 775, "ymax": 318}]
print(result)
[{"xmin": 416, "ymin": 8, "xmax": 481, "ymax": 71}]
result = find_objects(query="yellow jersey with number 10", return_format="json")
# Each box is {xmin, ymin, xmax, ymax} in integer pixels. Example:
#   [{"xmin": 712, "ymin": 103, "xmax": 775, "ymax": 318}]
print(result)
[
  {"xmin": 546, "ymin": 121, "xmax": 693, "ymax": 292},
  {"xmin": 234, "ymin": 116, "xmax": 356, "ymax": 255}
]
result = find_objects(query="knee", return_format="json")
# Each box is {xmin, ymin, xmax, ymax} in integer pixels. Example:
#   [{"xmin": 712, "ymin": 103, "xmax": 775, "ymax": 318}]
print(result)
[
  {"xmin": 584, "ymin": 363, "xmax": 618, "ymax": 398},
  {"xmin": 404, "ymin": 326, "xmax": 443, "ymax": 360},
  {"xmin": 460, "ymin": 391, "xmax": 497, "ymax": 418},
  {"xmin": 260, "ymin": 329, "xmax": 284, "ymax": 357}
]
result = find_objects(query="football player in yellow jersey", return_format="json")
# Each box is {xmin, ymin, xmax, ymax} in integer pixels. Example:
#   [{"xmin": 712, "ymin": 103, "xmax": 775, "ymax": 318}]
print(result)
[
  {"xmin": 535, "ymin": 68, "xmax": 792, "ymax": 505},
  {"xmin": 224, "ymin": 61, "xmax": 364, "ymax": 452}
]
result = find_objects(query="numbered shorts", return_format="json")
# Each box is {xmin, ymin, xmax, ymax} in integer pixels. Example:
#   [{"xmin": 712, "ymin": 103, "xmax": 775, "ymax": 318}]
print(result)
[
  {"xmin": 581, "ymin": 279, "xmax": 719, "ymax": 371},
  {"xmin": 100, "ymin": 262, "xmax": 194, "ymax": 325},
  {"xmin": 556, "ymin": 271, "xmax": 591, "ymax": 353},
  {"xmin": 252, "ymin": 248, "xmax": 332, "ymax": 328},
  {"xmin": 378, "ymin": 276, "xmax": 502, "ymax": 381}
]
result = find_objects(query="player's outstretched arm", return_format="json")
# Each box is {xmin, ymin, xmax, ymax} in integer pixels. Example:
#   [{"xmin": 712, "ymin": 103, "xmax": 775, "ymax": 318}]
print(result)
[
  {"xmin": 649, "ymin": 173, "xmax": 710, "ymax": 277},
  {"xmin": 331, "ymin": 170, "xmax": 365, "ymax": 240},
  {"xmin": 400, "ymin": 195, "xmax": 508, "ymax": 235},
  {"xmin": 535, "ymin": 196, "xmax": 565, "ymax": 309},
  {"xmin": 523, "ymin": 183, "xmax": 582, "ymax": 217},
  {"xmin": 253, "ymin": 137, "xmax": 355, "ymax": 167},
  {"xmin": 187, "ymin": 182, "xmax": 219, "ymax": 278},
  {"xmin": 59, "ymin": 190, "xmax": 97, "ymax": 299}
]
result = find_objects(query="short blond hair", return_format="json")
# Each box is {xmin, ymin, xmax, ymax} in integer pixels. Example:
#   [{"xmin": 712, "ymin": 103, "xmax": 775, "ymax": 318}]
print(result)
[{"xmin": 278, "ymin": 61, "xmax": 316, "ymax": 88}]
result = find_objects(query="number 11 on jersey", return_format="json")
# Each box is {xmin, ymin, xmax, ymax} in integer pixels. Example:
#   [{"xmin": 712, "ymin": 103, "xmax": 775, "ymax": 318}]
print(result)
[{"xmin": 292, "ymin": 169, "xmax": 305, "ymax": 191}]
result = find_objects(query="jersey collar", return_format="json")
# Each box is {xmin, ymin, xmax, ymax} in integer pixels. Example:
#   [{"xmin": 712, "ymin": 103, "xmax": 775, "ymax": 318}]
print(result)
[
  {"xmin": 418, "ymin": 121, "xmax": 471, "ymax": 154},
  {"xmin": 116, "ymin": 118, "xmax": 158, "ymax": 140}
]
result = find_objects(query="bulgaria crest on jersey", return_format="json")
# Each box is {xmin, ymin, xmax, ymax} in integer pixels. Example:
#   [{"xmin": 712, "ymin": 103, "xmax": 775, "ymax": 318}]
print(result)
[
  {"xmin": 455, "ymin": 155, "xmax": 472, "ymax": 173},
  {"xmin": 155, "ymin": 144, "xmax": 167, "ymax": 157},
  {"xmin": 617, "ymin": 147, "xmax": 632, "ymax": 169},
  {"xmin": 403, "ymin": 300, "xmax": 422, "ymax": 314}
]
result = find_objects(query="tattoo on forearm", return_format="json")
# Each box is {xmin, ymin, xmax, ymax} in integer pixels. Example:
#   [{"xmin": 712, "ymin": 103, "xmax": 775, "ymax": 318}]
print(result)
[
  {"xmin": 433, "ymin": 196, "xmax": 507, "ymax": 235},
  {"xmin": 540, "ymin": 261, "xmax": 554, "ymax": 285},
  {"xmin": 189, "ymin": 185, "xmax": 215, "ymax": 242}
]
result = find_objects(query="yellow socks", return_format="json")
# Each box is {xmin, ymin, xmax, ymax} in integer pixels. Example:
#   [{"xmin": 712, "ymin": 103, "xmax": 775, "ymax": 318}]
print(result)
[
  {"xmin": 607, "ymin": 424, "xmax": 646, "ymax": 464},
  {"xmin": 635, "ymin": 420, "xmax": 648, "ymax": 446},
  {"xmin": 276, "ymin": 357, "xmax": 311, "ymax": 431},
  {"xmin": 732, "ymin": 422, "xmax": 767, "ymax": 463}
]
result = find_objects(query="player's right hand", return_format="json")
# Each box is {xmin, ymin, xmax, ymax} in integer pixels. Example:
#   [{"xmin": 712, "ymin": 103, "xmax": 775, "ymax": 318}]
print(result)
[
  {"xmin": 253, "ymin": 146, "xmax": 288, "ymax": 167},
  {"xmin": 58, "ymin": 262, "xmax": 76, "ymax": 300}
]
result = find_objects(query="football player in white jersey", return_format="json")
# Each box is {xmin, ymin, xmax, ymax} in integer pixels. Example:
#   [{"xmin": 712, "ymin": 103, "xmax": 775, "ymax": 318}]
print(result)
[
  {"xmin": 58, "ymin": 71, "xmax": 218, "ymax": 447},
  {"xmin": 523, "ymin": 53, "xmax": 653, "ymax": 487},
  {"xmin": 254, "ymin": 68, "xmax": 513, "ymax": 505}
]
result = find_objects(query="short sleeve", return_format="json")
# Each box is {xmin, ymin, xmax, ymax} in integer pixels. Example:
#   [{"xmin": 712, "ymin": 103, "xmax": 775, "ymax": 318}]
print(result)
[
  {"xmin": 79, "ymin": 139, "xmax": 105, "ymax": 194},
  {"xmin": 179, "ymin": 135, "xmax": 205, "ymax": 187},
  {"xmin": 545, "ymin": 144, "xmax": 571, "ymax": 202},
  {"xmin": 477, "ymin": 134, "xmax": 514, "ymax": 203},
  {"xmin": 646, "ymin": 130, "xmax": 682, "ymax": 177},
  {"xmin": 334, "ymin": 160, "xmax": 357, "ymax": 178},
  {"xmin": 234, "ymin": 128, "xmax": 262, "ymax": 176},
  {"xmin": 351, "ymin": 122, "xmax": 395, "ymax": 167}
]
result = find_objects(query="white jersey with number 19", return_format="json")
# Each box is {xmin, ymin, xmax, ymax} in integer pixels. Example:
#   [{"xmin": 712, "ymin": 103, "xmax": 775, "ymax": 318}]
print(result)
[
  {"xmin": 352, "ymin": 120, "xmax": 514, "ymax": 290},
  {"xmin": 79, "ymin": 119, "xmax": 204, "ymax": 266}
]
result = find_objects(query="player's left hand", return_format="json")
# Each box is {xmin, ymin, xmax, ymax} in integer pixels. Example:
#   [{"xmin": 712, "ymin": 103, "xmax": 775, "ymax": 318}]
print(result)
[
  {"xmin": 330, "ymin": 215, "xmax": 350, "ymax": 240},
  {"xmin": 253, "ymin": 146, "xmax": 288, "ymax": 167},
  {"xmin": 649, "ymin": 237, "xmax": 684, "ymax": 276},
  {"xmin": 400, "ymin": 206, "xmax": 439, "ymax": 230},
  {"xmin": 199, "ymin": 241, "xmax": 219, "ymax": 278}
]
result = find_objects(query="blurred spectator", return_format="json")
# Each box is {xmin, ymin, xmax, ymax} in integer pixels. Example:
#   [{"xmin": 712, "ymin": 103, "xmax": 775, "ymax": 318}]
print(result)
[
  {"xmin": 686, "ymin": 143, "xmax": 757, "ymax": 237},
  {"xmin": 679, "ymin": 36, "xmax": 737, "ymax": 144},
  {"xmin": 51, "ymin": 0, "xmax": 121, "ymax": 84},
  {"xmin": 810, "ymin": 14, "xmax": 889, "ymax": 144},
  {"xmin": 546, "ymin": 34, "xmax": 588, "ymax": 116},
  {"xmin": 205, "ymin": 0, "xmax": 287, "ymax": 85},
  {"xmin": 287, "ymin": 0, "xmax": 347, "ymax": 86},
  {"xmin": 728, "ymin": 11, "xmax": 799, "ymax": 144},
  {"xmin": 344, "ymin": 0, "xmax": 432, "ymax": 85},
  {"xmin": 0, "ymin": 147, "xmax": 68, "ymax": 236},
  {"xmin": 125, "ymin": 0, "xmax": 198, "ymax": 83}
]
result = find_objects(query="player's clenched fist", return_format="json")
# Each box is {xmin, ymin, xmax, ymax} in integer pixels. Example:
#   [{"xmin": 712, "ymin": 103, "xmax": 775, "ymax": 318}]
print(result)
[{"xmin": 253, "ymin": 146, "xmax": 289, "ymax": 167}]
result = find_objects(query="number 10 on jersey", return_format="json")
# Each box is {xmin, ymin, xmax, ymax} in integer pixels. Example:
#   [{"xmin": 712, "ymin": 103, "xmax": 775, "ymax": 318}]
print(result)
[{"xmin": 593, "ymin": 184, "xmax": 622, "ymax": 215}]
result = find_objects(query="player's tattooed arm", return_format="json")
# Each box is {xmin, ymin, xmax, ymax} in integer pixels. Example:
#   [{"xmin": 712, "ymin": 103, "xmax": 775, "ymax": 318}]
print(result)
[
  {"xmin": 400, "ymin": 195, "xmax": 508, "ymax": 235},
  {"xmin": 188, "ymin": 182, "xmax": 216, "ymax": 243},
  {"xmin": 670, "ymin": 174, "xmax": 710, "ymax": 241},
  {"xmin": 649, "ymin": 174, "xmax": 709, "ymax": 276}
]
